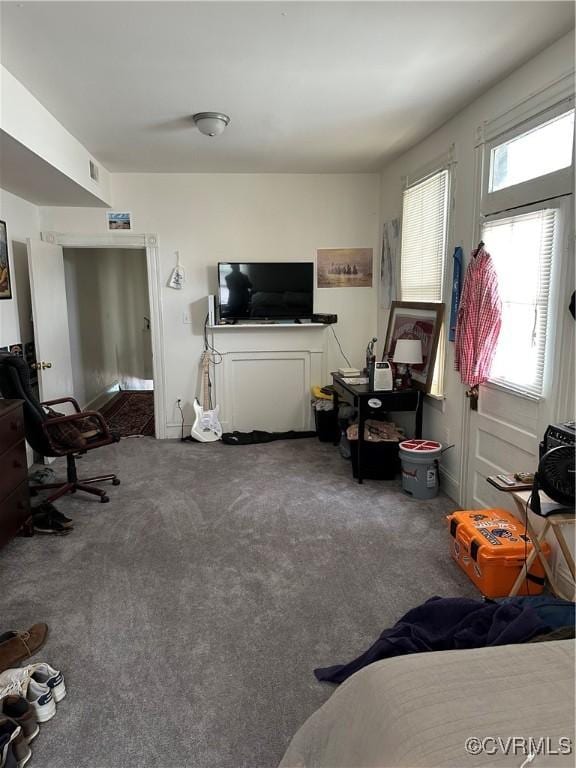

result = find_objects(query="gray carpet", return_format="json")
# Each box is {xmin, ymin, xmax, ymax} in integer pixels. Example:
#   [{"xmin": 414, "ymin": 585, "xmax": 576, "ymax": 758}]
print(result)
[{"xmin": 0, "ymin": 437, "xmax": 477, "ymax": 768}]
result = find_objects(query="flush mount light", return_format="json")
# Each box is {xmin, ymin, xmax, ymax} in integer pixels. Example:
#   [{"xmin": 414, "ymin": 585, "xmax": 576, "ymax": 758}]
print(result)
[{"xmin": 192, "ymin": 112, "xmax": 231, "ymax": 137}]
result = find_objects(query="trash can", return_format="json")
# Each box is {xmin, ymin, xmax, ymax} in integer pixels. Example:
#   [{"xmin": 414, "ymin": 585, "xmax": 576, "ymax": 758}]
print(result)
[
  {"xmin": 399, "ymin": 439, "xmax": 443, "ymax": 498},
  {"xmin": 311, "ymin": 386, "xmax": 339, "ymax": 442}
]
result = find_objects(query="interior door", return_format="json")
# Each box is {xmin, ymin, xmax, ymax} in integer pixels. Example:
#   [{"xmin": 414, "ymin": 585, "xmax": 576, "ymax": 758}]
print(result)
[{"xmin": 26, "ymin": 239, "xmax": 74, "ymax": 403}]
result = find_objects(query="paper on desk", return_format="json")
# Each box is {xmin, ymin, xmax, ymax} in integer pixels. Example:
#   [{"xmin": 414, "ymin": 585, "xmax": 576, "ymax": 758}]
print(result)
[{"xmin": 341, "ymin": 377, "xmax": 369, "ymax": 385}]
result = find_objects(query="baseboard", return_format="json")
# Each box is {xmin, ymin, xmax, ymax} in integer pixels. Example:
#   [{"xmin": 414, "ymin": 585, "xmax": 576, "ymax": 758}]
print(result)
[
  {"xmin": 84, "ymin": 382, "xmax": 120, "ymax": 411},
  {"xmin": 439, "ymin": 466, "xmax": 460, "ymax": 505},
  {"xmin": 164, "ymin": 423, "xmax": 190, "ymax": 440}
]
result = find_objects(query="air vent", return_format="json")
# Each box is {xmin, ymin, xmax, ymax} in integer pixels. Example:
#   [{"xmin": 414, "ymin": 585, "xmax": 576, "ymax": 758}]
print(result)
[{"xmin": 89, "ymin": 160, "xmax": 99, "ymax": 183}]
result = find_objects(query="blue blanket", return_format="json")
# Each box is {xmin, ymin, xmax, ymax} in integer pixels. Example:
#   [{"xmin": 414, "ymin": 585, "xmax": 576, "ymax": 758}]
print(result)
[{"xmin": 314, "ymin": 596, "xmax": 558, "ymax": 684}]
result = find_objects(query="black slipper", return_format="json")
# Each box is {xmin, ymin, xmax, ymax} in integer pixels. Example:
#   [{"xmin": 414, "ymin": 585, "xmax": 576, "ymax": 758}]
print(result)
[
  {"xmin": 32, "ymin": 512, "xmax": 72, "ymax": 536},
  {"xmin": 34, "ymin": 502, "xmax": 74, "ymax": 529}
]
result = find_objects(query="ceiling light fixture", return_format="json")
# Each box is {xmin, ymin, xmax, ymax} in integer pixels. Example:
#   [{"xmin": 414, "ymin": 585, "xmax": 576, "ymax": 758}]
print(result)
[{"xmin": 192, "ymin": 112, "xmax": 231, "ymax": 137}]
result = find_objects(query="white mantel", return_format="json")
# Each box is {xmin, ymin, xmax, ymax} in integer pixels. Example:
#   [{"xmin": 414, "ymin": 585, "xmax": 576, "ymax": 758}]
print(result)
[{"xmin": 208, "ymin": 324, "xmax": 329, "ymax": 433}]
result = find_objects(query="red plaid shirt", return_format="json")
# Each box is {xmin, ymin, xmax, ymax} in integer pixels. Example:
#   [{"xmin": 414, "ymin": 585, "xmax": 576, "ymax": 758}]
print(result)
[{"xmin": 455, "ymin": 247, "xmax": 502, "ymax": 386}]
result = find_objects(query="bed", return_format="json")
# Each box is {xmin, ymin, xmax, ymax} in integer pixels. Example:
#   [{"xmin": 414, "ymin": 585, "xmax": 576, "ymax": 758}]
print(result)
[{"xmin": 279, "ymin": 640, "xmax": 575, "ymax": 767}]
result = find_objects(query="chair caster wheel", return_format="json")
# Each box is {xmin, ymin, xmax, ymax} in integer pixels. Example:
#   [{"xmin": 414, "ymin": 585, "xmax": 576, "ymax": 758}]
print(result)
[
  {"xmin": 112, "ymin": 478, "xmax": 121, "ymax": 486},
  {"xmin": 101, "ymin": 495, "xmax": 110, "ymax": 503}
]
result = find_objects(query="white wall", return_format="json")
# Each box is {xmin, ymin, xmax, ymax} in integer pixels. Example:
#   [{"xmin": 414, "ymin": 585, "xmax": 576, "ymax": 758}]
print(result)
[
  {"xmin": 42, "ymin": 173, "xmax": 380, "ymax": 435},
  {"xmin": 1, "ymin": 67, "xmax": 111, "ymax": 206},
  {"xmin": 0, "ymin": 188, "xmax": 40, "ymax": 348},
  {"xmin": 378, "ymin": 32, "xmax": 575, "ymax": 501},
  {"xmin": 64, "ymin": 248, "xmax": 151, "ymax": 407}
]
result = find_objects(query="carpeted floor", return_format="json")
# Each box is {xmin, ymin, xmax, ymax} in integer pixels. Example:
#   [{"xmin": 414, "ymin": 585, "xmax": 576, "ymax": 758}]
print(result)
[
  {"xmin": 0, "ymin": 438, "xmax": 477, "ymax": 768},
  {"xmin": 99, "ymin": 390, "xmax": 155, "ymax": 437}
]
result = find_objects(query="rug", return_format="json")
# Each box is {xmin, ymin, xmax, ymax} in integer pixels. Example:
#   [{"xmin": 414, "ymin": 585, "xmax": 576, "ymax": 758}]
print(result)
[{"xmin": 99, "ymin": 390, "xmax": 155, "ymax": 437}]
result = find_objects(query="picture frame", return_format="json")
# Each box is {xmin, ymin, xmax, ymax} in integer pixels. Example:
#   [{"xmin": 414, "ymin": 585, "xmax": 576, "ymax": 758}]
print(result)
[
  {"xmin": 383, "ymin": 301, "xmax": 445, "ymax": 392},
  {"xmin": 106, "ymin": 211, "xmax": 132, "ymax": 231},
  {"xmin": 0, "ymin": 220, "xmax": 12, "ymax": 300},
  {"xmin": 316, "ymin": 248, "xmax": 373, "ymax": 288}
]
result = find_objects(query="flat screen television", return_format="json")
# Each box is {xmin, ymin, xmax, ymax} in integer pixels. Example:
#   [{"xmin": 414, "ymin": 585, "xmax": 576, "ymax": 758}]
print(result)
[{"xmin": 218, "ymin": 262, "xmax": 314, "ymax": 321}]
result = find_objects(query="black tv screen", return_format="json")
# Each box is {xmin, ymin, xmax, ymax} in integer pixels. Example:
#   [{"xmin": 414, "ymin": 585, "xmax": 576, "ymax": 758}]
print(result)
[{"xmin": 218, "ymin": 262, "xmax": 313, "ymax": 320}]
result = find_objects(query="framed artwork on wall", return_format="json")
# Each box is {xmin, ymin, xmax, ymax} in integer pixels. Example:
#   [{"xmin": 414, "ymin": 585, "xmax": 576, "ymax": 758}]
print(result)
[
  {"xmin": 106, "ymin": 211, "xmax": 132, "ymax": 231},
  {"xmin": 0, "ymin": 220, "xmax": 12, "ymax": 300},
  {"xmin": 383, "ymin": 301, "xmax": 445, "ymax": 392},
  {"xmin": 317, "ymin": 248, "xmax": 373, "ymax": 288}
]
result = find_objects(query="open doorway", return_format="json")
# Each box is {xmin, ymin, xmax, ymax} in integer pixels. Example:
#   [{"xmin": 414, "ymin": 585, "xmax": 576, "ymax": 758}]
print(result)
[{"xmin": 63, "ymin": 247, "xmax": 155, "ymax": 437}]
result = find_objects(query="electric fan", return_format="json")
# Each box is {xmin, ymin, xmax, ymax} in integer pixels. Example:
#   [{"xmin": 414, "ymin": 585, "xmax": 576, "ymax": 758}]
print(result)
[{"xmin": 530, "ymin": 445, "xmax": 575, "ymax": 515}]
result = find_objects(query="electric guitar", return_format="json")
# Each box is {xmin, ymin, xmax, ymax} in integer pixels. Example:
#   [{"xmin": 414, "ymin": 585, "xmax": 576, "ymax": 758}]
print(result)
[{"xmin": 191, "ymin": 352, "xmax": 222, "ymax": 442}]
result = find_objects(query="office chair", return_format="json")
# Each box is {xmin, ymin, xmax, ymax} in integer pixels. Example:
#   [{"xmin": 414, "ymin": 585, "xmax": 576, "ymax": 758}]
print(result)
[{"xmin": 0, "ymin": 353, "xmax": 120, "ymax": 504}]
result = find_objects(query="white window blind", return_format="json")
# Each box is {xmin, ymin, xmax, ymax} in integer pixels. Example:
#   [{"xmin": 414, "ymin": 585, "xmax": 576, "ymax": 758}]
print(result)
[
  {"xmin": 400, "ymin": 170, "xmax": 449, "ymax": 302},
  {"xmin": 482, "ymin": 208, "xmax": 556, "ymax": 398}
]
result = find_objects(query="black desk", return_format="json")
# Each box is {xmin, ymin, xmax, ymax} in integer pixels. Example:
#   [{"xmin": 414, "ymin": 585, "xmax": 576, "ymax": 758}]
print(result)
[{"xmin": 331, "ymin": 373, "xmax": 423, "ymax": 484}]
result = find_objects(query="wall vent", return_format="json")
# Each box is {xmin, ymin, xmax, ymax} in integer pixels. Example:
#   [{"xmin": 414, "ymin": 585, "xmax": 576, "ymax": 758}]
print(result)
[{"xmin": 89, "ymin": 160, "xmax": 99, "ymax": 183}]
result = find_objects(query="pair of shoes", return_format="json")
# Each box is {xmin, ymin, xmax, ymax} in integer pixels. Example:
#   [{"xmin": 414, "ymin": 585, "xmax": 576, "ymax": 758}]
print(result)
[
  {"xmin": 0, "ymin": 697, "xmax": 38, "ymax": 743},
  {"xmin": 31, "ymin": 503, "xmax": 73, "ymax": 536},
  {"xmin": 0, "ymin": 664, "xmax": 66, "ymax": 724},
  {"xmin": 0, "ymin": 625, "xmax": 48, "ymax": 674},
  {"xmin": 0, "ymin": 719, "xmax": 31, "ymax": 768},
  {"xmin": 34, "ymin": 503, "xmax": 73, "ymax": 529}
]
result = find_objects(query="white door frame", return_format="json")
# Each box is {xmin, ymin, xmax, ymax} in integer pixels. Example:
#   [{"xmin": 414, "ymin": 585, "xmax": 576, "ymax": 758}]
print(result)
[{"xmin": 41, "ymin": 231, "xmax": 167, "ymax": 439}]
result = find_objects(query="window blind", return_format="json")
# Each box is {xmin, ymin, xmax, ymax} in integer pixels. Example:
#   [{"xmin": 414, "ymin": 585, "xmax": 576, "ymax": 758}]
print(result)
[
  {"xmin": 400, "ymin": 170, "xmax": 449, "ymax": 302},
  {"xmin": 482, "ymin": 207, "xmax": 556, "ymax": 398}
]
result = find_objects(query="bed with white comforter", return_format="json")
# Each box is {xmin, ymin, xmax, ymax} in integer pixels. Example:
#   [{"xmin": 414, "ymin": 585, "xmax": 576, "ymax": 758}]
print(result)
[{"xmin": 280, "ymin": 640, "xmax": 575, "ymax": 767}]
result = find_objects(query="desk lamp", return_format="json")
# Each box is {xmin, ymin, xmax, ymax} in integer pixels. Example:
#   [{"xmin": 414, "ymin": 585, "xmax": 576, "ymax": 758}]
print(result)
[{"xmin": 392, "ymin": 339, "xmax": 423, "ymax": 389}]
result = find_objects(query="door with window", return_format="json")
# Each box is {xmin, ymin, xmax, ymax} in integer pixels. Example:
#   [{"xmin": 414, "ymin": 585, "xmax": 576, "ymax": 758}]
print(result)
[{"xmin": 464, "ymin": 101, "xmax": 575, "ymax": 590}]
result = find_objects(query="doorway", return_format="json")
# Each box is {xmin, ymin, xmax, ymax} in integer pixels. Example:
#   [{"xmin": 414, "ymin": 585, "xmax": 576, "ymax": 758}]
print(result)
[
  {"xmin": 63, "ymin": 247, "xmax": 154, "ymax": 437},
  {"xmin": 26, "ymin": 232, "xmax": 165, "ymax": 439}
]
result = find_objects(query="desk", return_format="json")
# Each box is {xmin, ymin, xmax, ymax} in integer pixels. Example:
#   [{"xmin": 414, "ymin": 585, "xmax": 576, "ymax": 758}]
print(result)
[
  {"xmin": 507, "ymin": 490, "xmax": 575, "ymax": 600},
  {"xmin": 331, "ymin": 373, "xmax": 423, "ymax": 484}
]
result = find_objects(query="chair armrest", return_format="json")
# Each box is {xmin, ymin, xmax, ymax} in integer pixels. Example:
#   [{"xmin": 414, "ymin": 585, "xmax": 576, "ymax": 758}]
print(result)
[
  {"xmin": 42, "ymin": 410, "xmax": 112, "ymax": 440},
  {"xmin": 41, "ymin": 396, "xmax": 82, "ymax": 413}
]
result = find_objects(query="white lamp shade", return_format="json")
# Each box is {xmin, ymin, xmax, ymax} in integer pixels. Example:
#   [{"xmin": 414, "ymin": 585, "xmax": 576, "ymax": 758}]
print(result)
[
  {"xmin": 392, "ymin": 338, "xmax": 423, "ymax": 364},
  {"xmin": 193, "ymin": 112, "xmax": 230, "ymax": 137}
]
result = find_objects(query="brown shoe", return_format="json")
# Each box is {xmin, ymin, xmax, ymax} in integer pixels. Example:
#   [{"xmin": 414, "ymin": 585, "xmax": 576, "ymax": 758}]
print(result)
[
  {"xmin": 0, "ymin": 696, "xmax": 39, "ymax": 743},
  {"xmin": 0, "ymin": 625, "xmax": 48, "ymax": 673},
  {"xmin": 0, "ymin": 716, "xmax": 32, "ymax": 764}
]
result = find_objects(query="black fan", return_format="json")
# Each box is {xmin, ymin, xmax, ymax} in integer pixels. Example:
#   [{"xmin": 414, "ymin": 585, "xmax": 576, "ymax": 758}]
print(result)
[{"xmin": 530, "ymin": 446, "xmax": 575, "ymax": 515}]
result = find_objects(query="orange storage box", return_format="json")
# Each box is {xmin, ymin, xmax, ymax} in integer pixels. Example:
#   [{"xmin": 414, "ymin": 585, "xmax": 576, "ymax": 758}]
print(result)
[{"xmin": 446, "ymin": 508, "xmax": 551, "ymax": 598}]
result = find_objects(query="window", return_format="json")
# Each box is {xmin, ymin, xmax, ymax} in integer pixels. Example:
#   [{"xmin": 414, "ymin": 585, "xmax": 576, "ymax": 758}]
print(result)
[
  {"xmin": 400, "ymin": 170, "xmax": 449, "ymax": 302},
  {"xmin": 489, "ymin": 109, "xmax": 574, "ymax": 192},
  {"xmin": 479, "ymin": 99, "xmax": 574, "ymax": 399},
  {"xmin": 482, "ymin": 208, "xmax": 556, "ymax": 398},
  {"xmin": 400, "ymin": 169, "xmax": 449, "ymax": 396}
]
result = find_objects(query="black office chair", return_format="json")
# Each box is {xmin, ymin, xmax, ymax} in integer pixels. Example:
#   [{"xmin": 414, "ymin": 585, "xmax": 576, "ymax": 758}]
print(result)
[{"xmin": 0, "ymin": 353, "xmax": 120, "ymax": 504}]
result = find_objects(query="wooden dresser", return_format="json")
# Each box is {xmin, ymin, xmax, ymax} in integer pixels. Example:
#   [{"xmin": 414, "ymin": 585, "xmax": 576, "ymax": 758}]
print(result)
[{"xmin": 0, "ymin": 399, "xmax": 32, "ymax": 548}]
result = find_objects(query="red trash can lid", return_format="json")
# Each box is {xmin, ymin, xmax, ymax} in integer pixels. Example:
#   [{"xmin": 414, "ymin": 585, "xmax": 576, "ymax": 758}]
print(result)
[{"xmin": 400, "ymin": 439, "xmax": 442, "ymax": 452}]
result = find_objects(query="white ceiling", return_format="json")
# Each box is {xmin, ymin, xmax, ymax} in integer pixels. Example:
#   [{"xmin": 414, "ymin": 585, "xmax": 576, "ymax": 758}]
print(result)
[{"xmin": 1, "ymin": 1, "xmax": 574, "ymax": 174}]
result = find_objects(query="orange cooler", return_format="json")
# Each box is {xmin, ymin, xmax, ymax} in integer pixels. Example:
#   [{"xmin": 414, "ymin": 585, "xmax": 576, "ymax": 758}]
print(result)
[{"xmin": 446, "ymin": 508, "xmax": 550, "ymax": 598}]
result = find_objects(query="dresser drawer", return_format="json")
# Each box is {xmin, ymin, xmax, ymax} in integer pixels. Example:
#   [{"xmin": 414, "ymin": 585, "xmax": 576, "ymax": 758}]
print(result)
[
  {"xmin": 0, "ymin": 481, "xmax": 31, "ymax": 549},
  {"xmin": 0, "ymin": 440, "xmax": 27, "ymax": 501},
  {"xmin": 0, "ymin": 406, "xmax": 25, "ymax": 452}
]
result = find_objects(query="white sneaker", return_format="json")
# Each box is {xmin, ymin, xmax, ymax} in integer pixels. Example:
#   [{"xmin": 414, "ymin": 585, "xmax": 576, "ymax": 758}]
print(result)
[
  {"xmin": 0, "ymin": 669, "xmax": 55, "ymax": 724},
  {"xmin": 27, "ymin": 663, "xmax": 66, "ymax": 703}
]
